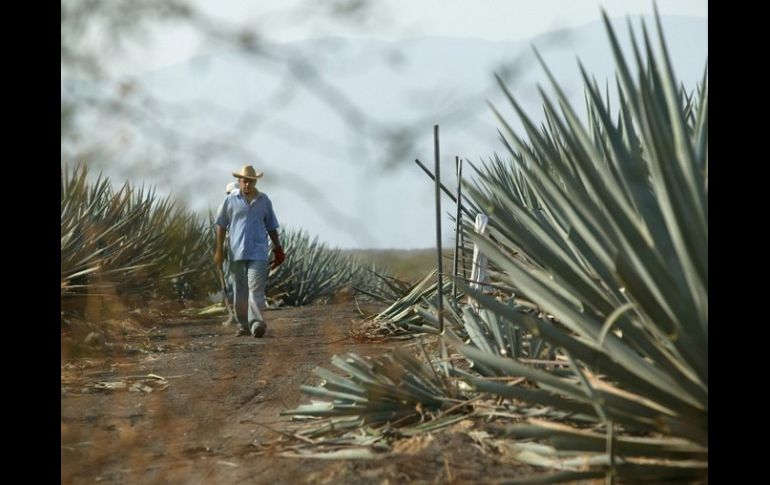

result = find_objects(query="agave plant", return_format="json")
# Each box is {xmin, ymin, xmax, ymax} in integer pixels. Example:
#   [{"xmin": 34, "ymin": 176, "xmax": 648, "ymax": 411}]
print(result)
[
  {"xmin": 157, "ymin": 209, "xmax": 218, "ymax": 300},
  {"xmin": 281, "ymin": 8, "xmax": 707, "ymax": 483},
  {"xmin": 266, "ymin": 227, "xmax": 390, "ymax": 306},
  {"xmin": 450, "ymin": 9, "xmax": 708, "ymax": 482},
  {"xmin": 61, "ymin": 163, "xmax": 219, "ymax": 316},
  {"xmin": 282, "ymin": 348, "xmax": 460, "ymax": 427},
  {"xmin": 352, "ymin": 268, "xmax": 413, "ymax": 305},
  {"xmin": 61, "ymin": 164, "xmax": 167, "ymax": 301},
  {"xmin": 354, "ymin": 266, "xmax": 484, "ymax": 343},
  {"xmin": 277, "ymin": 344, "xmax": 491, "ymax": 463}
]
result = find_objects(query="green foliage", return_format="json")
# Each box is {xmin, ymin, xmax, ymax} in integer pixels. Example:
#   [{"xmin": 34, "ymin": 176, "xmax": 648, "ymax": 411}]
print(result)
[
  {"xmin": 452, "ymin": 9, "xmax": 707, "ymax": 481},
  {"xmin": 357, "ymin": 269, "xmax": 466, "ymax": 340},
  {"xmin": 158, "ymin": 210, "xmax": 216, "ymax": 300},
  {"xmin": 267, "ymin": 228, "xmax": 390, "ymax": 306},
  {"xmin": 285, "ymin": 9, "xmax": 707, "ymax": 483},
  {"xmin": 282, "ymin": 348, "xmax": 460, "ymax": 427},
  {"xmin": 61, "ymin": 163, "xmax": 217, "ymax": 316}
]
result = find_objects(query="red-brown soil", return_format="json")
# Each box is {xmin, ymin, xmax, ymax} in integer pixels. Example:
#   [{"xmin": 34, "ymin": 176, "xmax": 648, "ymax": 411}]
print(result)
[{"xmin": 61, "ymin": 301, "xmax": 592, "ymax": 484}]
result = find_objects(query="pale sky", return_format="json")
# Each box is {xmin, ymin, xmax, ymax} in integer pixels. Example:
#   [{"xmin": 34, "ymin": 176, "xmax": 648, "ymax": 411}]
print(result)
[
  {"xmin": 119, "ymin": 0, "xmax": 707, "ymax": 77},
  {"xmin": 69, "ymin": 0, "xmax": 708, "ymax": 249},
  {"xmin": 195, "ymin": 0, "xmax": 707, "ymax": 41}
]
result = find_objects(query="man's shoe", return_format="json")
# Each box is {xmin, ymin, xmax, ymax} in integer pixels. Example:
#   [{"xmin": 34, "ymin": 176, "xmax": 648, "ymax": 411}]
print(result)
[
  {"xmin": 250, "ymin": 321, "xmax": 267, "ymax": 338},
  {"xmin": 234, "ymin": 327, "xmax": 250, "ymax": 337}
]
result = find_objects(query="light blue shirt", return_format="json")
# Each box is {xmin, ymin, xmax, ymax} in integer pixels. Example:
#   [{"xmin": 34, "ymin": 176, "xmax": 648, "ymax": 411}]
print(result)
[{"xmin": 215, "ymin": 191, "xmax": 279, "ymax": 262}]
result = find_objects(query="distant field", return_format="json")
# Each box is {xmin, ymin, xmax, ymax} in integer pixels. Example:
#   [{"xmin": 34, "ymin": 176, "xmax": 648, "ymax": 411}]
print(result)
[{"xmin": 341, "ymin": 248, "xmax": 457, "ymax": 283}]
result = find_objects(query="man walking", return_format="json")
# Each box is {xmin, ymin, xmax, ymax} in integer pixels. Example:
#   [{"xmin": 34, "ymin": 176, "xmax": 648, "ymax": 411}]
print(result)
[{"xmin": 214, "ymin": 165, "xmax": 286, "ymax": 338}]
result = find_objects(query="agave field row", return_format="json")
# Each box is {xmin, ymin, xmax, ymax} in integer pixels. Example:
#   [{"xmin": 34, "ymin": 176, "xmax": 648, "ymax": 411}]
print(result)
[{"xmin": 61, "ymin": 164, "xmax": 394, "ymax": 317}]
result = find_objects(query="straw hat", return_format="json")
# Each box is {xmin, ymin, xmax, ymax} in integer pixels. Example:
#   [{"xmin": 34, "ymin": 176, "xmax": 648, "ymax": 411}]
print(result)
[{"xmin": 232, "ymin": 165, "xmax": 263, "ymax": 181}]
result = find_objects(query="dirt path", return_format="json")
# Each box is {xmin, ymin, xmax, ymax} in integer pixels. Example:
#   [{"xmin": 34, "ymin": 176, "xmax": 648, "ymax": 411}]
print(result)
[{"xmin": 61, "ymin": 302, "xmax": 400, "ymax": 484}]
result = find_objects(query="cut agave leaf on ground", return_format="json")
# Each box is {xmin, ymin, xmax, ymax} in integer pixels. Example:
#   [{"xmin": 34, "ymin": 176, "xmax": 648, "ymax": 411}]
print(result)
[{"xmin": 278, "ymin": 448, "xmax": 378, "ymax": 460}]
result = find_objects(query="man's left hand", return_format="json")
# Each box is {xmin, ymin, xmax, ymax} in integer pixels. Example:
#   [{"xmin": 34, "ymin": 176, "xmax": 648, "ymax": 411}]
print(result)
[{"xmin": 271, "ymin": 246, "xmax": 286, "ymax": 269}]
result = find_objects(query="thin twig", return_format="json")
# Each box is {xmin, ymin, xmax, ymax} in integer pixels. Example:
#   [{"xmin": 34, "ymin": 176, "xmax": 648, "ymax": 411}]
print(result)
[
  {"xmin": 254, "ymin": 422, "xmax": 318, "ymax": 445},
  {"xmin": 432, "ymin": 393, "xmax": 487, "ymax": 421}
]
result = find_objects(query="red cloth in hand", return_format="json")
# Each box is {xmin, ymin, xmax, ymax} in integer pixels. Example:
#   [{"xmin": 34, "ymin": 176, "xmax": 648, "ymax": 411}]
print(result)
[{"xmin": 271, "ymin": 246, "xmax": 286, "ymax": 269}]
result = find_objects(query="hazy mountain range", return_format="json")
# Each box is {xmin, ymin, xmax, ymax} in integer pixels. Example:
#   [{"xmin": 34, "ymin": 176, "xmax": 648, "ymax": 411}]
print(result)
[{"xmin": 64, "ymin": 14, "xmax": 707, "ymax": 249}]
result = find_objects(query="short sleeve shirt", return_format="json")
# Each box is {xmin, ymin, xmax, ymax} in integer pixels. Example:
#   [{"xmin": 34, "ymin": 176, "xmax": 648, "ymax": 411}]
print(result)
[{"xmin": 215, "ymin": 192, "xmax": 279, "ymax": 262}]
